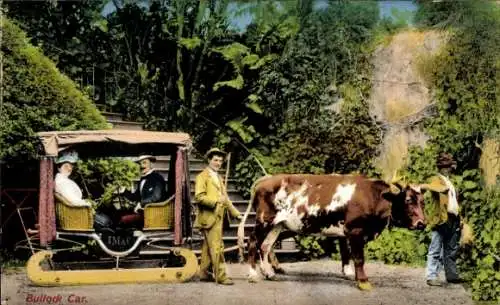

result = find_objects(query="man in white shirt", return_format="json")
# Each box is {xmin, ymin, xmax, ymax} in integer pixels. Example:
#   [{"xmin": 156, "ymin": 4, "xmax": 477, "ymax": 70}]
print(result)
[{"xmin": 115, "ymin": 155, "xmax": 168, "ymax": 228}]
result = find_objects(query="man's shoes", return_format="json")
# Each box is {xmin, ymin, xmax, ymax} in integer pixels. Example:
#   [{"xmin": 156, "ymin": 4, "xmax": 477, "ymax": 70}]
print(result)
[
  {"xmin": 217, "ymin": 278, "xmax": 234, "ymax": 285},
  {"xmin": 447, "ymin": 278, "xmax": 465, "ymax": 284},
  {"xmin": 426, "ymin": 279, "xmax": 443, "ymax": 286},
  {"xmin": 198, "ymin": 271, "xmax": 214, "ymax": 282}
]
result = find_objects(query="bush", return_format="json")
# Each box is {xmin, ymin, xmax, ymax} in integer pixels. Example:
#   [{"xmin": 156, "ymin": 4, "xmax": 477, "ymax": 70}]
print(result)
[
  {"xmin": 366, "ymin": 228, "xmax": 428, "ymax": 266},
  {"xmin": 73, "ymin": 158, "xmax": 139, "ymax": 209},
  {"xmin": 0, "ymin": 17, "xmax": 109, "ymax": 162}
]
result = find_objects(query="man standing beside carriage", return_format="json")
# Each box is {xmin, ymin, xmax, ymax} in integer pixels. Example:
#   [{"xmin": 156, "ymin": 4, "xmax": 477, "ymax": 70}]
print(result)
[{"xmin": 194, "ymin": 148, "xmax": 242, "ymax": 285}]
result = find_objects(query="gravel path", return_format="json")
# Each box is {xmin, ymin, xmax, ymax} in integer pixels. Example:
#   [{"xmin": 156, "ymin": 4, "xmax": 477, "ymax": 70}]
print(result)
[{"xmin": 1, "ymin": 260, "xmax": 474, "ymax": 305}]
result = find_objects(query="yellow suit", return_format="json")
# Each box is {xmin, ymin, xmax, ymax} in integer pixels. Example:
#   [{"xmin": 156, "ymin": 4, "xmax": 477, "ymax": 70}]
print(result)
[{"xmin": 194, "ymin": 167, "xmax": 240, "ymax": 282}]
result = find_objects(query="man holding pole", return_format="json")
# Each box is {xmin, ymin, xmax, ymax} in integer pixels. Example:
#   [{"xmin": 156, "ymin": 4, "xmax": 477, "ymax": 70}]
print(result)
[{"xmin": 194, "ymin": 148, "xmax": 242, "ymax": 285}]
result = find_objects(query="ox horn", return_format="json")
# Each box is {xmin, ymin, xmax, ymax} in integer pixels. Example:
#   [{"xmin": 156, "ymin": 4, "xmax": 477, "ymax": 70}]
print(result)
[
  {"xmin": 388, "ymin": 183, "xmax": 401, "ymax": 194},
  {"xmin": 390, "ymin": 170, "xmax": 409, "ymax": 190}
]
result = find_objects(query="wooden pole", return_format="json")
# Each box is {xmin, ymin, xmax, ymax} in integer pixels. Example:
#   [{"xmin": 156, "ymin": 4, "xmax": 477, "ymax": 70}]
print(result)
[{"xmin": 224, "ymin": 153, "xmax": 231, "ymax": 192}]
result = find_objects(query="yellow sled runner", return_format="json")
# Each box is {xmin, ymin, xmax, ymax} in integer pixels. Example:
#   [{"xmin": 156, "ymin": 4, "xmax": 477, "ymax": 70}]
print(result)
[{"xmin": 27, "ymin": 249, "xmax": 198, "ymax": 286}]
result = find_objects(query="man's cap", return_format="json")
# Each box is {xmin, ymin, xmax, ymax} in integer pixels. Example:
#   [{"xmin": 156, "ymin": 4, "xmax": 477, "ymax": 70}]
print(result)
[
  {"xmin": 437, "ymin": 152, "xmax": 456, "ymax": 169},
  {"xmin": 205, "ymin": 148, "xmax": 226, "ymax": 159},
  {"xmin": 56, "ymin": 150, "xmax": 79, "ymax": 164},
  {"xmin": 134, "ymin": 155, "xmax": 157, "ymax": 163}
]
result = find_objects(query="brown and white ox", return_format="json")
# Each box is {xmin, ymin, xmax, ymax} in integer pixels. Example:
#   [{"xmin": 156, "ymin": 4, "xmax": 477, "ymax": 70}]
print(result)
[{"xmin": 237, "ymin": 174, "xmax": 426, "ymax": 290}]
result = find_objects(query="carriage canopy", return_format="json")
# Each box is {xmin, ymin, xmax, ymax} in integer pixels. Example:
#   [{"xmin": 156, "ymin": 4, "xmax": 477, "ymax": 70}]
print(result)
[{"xmin": 37, "ymin": 129, "xmax": 192, "ymax": 158}]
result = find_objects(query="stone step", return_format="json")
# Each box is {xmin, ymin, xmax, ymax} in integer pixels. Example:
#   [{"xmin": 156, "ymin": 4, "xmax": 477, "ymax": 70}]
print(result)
[
  {"xmin": 189, "ymin": 199, "xmax": 251, "ymax": 208},
  {"xmin": 231, "ymin": 200, "xmax": 252, "ymax": 210},
  {"xmin": 189, "ymin": 191, "xmax": 245, "ymax": 202},
  {"xmin": 133, "ymin": 170, "xmax": 240, "ymax": 187},
  {"xmin": 223, "ymin": 223, "xmax": 254, "ymax": 237},
  {"xmin": 107, "ymin": 119, "xmax": 144, "ymax": 131},
  {"xmin": 129, "ymin": 182, "xmax": 245, "ymax": 202},
  {"xmin": 189, "ymin": 208, "xmax": 256, "ymax": 223},
  {"xmin": 101, "ymin": 111, "xmax": 124, "ymax": 121},
  {"xmin": 153, "ymin": 157, "xmax": 206, "ymax": 169},
  {"xmin": 128, "ymin": 173, "xmax": 240, "ymax": 190}
]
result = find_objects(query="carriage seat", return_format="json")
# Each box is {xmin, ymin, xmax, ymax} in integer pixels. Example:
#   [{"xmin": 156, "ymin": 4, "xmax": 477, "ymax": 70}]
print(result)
[
  {"xmin": 54, "ymin": 193, "xmax": 94, "ymax": 232},
  {"xmin": 143, "ymin": 196, "xmax": 174, "ymax": 231}
]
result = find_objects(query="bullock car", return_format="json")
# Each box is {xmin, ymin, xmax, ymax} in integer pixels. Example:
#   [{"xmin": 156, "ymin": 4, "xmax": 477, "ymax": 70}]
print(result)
[{"xmin": 14, "ymin": 129, "xmax": 202, "ymax": 286}]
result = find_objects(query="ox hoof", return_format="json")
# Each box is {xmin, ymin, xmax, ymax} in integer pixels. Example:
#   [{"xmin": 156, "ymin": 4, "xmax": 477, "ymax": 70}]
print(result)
[
  {"xmin": 248, "ymin": 276, "xmax": 259, "ymax": 283},
  {"xmin": 357, "ymin": 281, "xmax": 373, "ymax": 291},
  {"xmin": 259, "ymin": 263, "xmax": 275, "ymax": 280}
]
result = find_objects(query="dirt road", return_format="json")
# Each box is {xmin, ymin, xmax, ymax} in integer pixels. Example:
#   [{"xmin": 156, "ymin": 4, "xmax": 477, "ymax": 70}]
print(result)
[{"xmin": 1, "ymin": 260, "xmax": 474, "ymax": 305}]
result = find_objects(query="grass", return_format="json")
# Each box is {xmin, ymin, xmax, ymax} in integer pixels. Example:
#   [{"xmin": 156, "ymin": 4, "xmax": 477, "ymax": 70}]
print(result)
[
  {"xmin": 385, "ymin": 99, "xmax": 419, "ymax": 123},
  {"xmin": 0, "ymin": 250, "xmax": 27, "ymax": 272}
]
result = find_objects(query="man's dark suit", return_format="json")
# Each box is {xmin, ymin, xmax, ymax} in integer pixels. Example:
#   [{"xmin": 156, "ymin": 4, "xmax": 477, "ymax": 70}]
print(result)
[{"xmin": 126, "ymin": 170, "xmax": 168, "ymax": 205}]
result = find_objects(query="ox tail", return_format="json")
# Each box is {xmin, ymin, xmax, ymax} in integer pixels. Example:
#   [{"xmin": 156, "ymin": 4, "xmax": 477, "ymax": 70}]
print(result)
[{"xmin": 237, "ymin": 174, "xmax": 273, "ymax": 263}]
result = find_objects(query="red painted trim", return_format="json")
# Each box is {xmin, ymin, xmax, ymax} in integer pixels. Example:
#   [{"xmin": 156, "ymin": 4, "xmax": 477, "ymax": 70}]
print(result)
[{"xmin": 174, "ymin": 148, "xmax": 183, "ymax": 245}]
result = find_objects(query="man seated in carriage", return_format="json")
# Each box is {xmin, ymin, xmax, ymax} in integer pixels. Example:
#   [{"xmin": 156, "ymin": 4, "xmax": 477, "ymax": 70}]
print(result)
[
  {"xmin": 54, "ymin": 150, "xmax": 113, "ymax": 231},
  {"xmin": 118, "ymin": 155, "xmax": 168, "ymax": 227}
]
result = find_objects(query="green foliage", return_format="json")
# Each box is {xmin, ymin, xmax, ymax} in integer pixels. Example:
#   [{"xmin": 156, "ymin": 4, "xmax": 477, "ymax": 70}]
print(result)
[
  {"xmin": 226, "ymin": 117, "xmax": 256, "ymax": 144},
  {"xmin": 0, "ymin": 17, "xmax": 108, "ymax": 161},
  {"xmin": 180, "ymin": 37, "xmax": 202, "ymax": 50},
  {"xmin": 295, "ymin": 235, "xmax": 326, "ymax": 259},
  {"xmin": 458, "ymin": 184, "xmax": 500, "ymax": 302},
  {"xmin": 73, "ymin": 158, "xmax": 139, "ymax": 208},
  {"xmin": 366, "ymin": 228, "xmax": 428, "ymax": 266},
  {"xmin": 213, "ymin": 74, "xmax": 244, "ymax": 91}
]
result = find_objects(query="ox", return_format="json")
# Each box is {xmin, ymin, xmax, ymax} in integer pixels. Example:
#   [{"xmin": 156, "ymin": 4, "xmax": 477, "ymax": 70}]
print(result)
[{"xmin": 237, "ymin": 174, "xmax": 426, "ymax": 290}]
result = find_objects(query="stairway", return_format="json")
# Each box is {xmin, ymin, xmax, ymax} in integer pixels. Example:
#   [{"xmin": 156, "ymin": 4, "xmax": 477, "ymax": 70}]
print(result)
[{"xmin": 100, "ymin": 111, "xmax": 299, "ymax": 261}]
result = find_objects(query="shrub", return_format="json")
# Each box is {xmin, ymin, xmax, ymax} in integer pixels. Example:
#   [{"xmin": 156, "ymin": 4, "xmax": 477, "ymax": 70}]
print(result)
[{"xmin": 0, "ymin": 17, "xmax": 108, "ymax": 162}]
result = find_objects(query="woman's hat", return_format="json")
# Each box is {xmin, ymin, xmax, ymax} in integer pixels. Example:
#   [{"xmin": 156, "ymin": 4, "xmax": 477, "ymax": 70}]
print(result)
[{"xmin": 55, "ymin": 150, "xmax": 79, "ymax": 164}]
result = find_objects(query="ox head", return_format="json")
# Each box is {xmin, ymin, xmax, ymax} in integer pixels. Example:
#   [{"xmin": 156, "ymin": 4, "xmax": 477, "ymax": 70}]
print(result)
[{"xmin": 383, "ymin": 182, "xmax": 426, "ymax": 230}]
